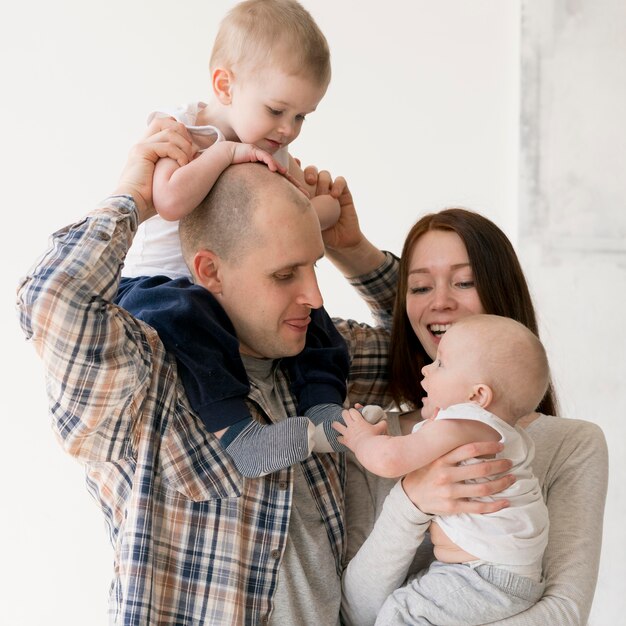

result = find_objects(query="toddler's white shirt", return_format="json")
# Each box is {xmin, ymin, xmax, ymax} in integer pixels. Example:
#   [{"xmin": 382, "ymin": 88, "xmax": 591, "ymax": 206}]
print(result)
[{"xmin": 123, "ymin": 102, "xmax": 289, "ymax": 279}]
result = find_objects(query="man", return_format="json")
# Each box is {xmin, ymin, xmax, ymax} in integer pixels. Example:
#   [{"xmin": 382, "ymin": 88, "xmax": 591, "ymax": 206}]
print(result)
[
  {"xmin": 17, "ymin": 120, "xmax": 512, "ymax": 624},
  {"xmin": 16, "ymin": 119, "xmax": 392, "ymax": 625}
]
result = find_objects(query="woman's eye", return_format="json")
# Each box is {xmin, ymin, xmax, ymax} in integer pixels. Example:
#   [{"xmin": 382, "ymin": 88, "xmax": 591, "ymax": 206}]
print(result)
[
  {"xmin": 456, "ymin": 281, "xmax": 475, "ymax": 289},
  {"xmin": 267, "ymin": 107, "xmax": 282, "ymax": 116},
  {"xmin": 409, "ymin": 286, "xmax": 430, "ymax": 294}
]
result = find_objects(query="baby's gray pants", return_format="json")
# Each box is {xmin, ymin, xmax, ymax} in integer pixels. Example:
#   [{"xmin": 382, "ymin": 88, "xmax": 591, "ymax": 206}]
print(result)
[{"xmin": 375, "ymin": 560, "xmax": 545, "ymax": 625}]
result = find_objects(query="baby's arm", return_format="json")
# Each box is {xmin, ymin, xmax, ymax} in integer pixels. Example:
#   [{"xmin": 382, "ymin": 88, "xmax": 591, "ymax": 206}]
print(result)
[
  {"xmin": 153, "ymin": 141, "xmax": 287, "ymax": 221},
  {"xmin": 334, "ymin": 408, "xmax": 499, "ymax": 479},
  {"xmin": 288, "ymin": 155, "xmax": 341, "ymax": 230}
]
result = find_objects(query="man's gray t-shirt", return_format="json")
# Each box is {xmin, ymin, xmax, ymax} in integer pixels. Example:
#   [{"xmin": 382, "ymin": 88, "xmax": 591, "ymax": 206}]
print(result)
[{"xmin": 242, "ymin": 355, "xmax": 341, "ymax": 626}]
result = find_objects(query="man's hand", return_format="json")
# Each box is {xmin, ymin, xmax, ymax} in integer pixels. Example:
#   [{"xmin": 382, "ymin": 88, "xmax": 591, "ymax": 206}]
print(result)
[
  {"xmin": 114, "ymin": 118, "xmax": 193, "ymax": 221},
  {"xmin": 300, "ymin": 165, "xmax": 362, "ymax": 249},
  {"xmin": 300, "ymin": 166, "xmax": 385, "ymax": 277},
  {"xmin": 401, "ymin": 441, "xmax": 515, "ymax": 516},
  {"xmin": 302, "ymin": 164, "xmax": 346, "ymax": 200},
  {"xmin": 321, "ymin": 178, "xmax": 363, "ymax": 250}
]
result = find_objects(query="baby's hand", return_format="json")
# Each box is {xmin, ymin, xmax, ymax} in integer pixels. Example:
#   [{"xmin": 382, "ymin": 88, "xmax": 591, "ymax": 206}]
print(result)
[{"xmin": 332, "ymin": 407, "xmax": 387, "ymax": 454}]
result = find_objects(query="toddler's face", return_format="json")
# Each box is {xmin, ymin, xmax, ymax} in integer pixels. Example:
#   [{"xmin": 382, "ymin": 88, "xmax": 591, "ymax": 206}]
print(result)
[{"xmin": 227, "ymin": 68, "xmax": 327, "ymax": 154}]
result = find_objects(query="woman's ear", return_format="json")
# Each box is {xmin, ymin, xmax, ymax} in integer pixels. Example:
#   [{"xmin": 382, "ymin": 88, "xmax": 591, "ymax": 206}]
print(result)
[
  {"xmin": 212, "ymin": 67, "xmax": 233, "ymax": 104},
  {"xmin": 469, "ymin": 383, "xmax": 493, "ymax": 409},
  {"xmin": 194, "ymin": 249, "xmax": 223, "ymax": 294}
]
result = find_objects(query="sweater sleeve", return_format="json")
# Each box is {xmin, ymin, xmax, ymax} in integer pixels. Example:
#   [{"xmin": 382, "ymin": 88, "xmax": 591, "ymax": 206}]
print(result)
[
  {"xmin": 489, "ymin": 417, "xmax": 608, "ymax": 626},
  {"xmin": 341, "ymin": 481, "xmax": 433, "ymax": 626}
]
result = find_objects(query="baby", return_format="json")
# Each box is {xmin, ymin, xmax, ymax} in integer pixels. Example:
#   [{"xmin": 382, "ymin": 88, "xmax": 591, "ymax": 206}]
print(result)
[{"xmin": 336, "ymin": 314, "xmax": 550, "ymax": 625}]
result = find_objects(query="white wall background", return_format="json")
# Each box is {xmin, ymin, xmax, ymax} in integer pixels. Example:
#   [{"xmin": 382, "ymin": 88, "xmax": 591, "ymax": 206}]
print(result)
[
  {"xmin": 1, "ymin": 1, "xmax": 622, "ymax": 624},
  {"xmin": 518, "ymin": 0, "xmax": 626, "ymax": 621}
]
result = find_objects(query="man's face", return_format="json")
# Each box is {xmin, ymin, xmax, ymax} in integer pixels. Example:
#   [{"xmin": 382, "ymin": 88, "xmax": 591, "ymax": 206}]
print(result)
[{"xmin": 215, "ymin": 195, "xmax": 325, "ymax": 359}]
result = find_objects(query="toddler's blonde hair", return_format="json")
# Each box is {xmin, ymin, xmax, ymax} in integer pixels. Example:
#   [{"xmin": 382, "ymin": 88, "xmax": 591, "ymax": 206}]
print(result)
[{"xmin": 210, "ymin": 0, "xmax": 331, "ymax": 87}]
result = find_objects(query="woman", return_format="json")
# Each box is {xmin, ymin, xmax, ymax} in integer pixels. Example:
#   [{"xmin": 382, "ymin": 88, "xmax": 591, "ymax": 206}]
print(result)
[{"xmin": 334, "ymin": 208, "xmax": 608, "ymax": 625}]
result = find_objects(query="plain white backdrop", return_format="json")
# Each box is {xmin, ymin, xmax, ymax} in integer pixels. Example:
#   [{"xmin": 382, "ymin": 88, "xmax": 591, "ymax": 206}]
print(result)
[{"xmin": 2, "ymin": 1, "xmax": 622, "ymax": 624}]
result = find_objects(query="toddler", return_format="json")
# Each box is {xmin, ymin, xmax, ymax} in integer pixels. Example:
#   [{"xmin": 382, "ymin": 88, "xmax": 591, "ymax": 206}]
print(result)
[{"xmin": 116, "ymin": 0, "xmax": 361, "ymax": 478}]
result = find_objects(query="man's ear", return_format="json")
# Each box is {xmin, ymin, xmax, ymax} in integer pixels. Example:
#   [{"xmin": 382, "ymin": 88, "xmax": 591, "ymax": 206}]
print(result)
[
  {"xmin": 212, "ymin": 67, "xmax": 233, "ymax": 104},
  {"xmin": 194, "ymin": 249, "xmax": 223, "ymax": 294},
  {"xmin": 468, "ymin": 383, "xmax": 493, "ymax": 409}
]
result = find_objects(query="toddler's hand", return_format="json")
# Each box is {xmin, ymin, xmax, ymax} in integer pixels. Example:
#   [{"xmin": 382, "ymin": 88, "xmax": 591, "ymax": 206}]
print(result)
[
  {"xmin": 228, "ymin": 143, "xmax": 310, "ymax": 197},
  {"xmin": 227, "ymin": 142, "xmax": 285, "ymax": 171}
]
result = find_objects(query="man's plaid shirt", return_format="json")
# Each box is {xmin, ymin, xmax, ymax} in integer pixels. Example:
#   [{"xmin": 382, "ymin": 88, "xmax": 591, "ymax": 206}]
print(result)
[{"xmin": 16, "ymin": 196, "xmax": 398, "ymax": 625}]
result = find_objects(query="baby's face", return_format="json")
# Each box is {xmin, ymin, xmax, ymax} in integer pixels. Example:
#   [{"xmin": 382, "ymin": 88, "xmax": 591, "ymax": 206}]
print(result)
[
  {"xmin": 227, "ymin": 67, "xmax": 327, "ymax": 155},
  {"xmin": 420, "ymin": 325, "xmax": 481, "ymax": 419}
]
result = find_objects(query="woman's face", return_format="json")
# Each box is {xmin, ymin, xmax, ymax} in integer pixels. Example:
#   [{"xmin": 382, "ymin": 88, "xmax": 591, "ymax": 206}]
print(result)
[{"xmin": 405, "ymin": 229, "xmax": 485, "ymax": 359}]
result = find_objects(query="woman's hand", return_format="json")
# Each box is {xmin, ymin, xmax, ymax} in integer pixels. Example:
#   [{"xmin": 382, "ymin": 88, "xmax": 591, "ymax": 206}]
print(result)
[{"xmin": 401, "ymin": 441, "xmax": 515, "ymax": 515}]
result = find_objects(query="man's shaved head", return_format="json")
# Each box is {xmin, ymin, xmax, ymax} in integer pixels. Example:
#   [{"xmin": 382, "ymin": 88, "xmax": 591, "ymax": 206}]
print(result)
[{"xmin": 179, "ymin": 163, "xmax": 310, "ymax": 273}]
